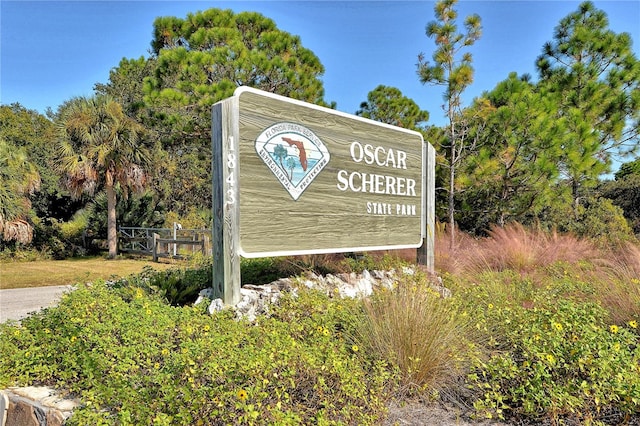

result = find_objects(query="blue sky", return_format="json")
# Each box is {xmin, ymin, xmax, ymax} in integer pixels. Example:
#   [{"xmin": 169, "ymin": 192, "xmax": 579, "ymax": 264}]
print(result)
[{"xmin": 1, "ymin": 1, "xmax": 639, "ymax": 128}]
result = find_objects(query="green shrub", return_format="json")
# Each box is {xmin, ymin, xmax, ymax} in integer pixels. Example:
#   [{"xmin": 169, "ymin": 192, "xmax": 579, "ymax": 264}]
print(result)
[
  {"xmin": 113, "ymin": 260, "xmax": 212, "ymax": 306},
  {"xmin": 29, "ymin": 216, "xmax": 91, "ymax": 259},
  {"xmin": 542, "ymin": 196, "xmax": 635, "ymax": 246},
  {"xmin": 466, "ymin": 294, "xmax": 640, "ymax": 424},
  {"xmin": 240, "ymin": 257, "xmax": 286, "ymax": 285},
  {"xmin": 0, "ymin": 282, "xmax": 392, "ymax": 425}
]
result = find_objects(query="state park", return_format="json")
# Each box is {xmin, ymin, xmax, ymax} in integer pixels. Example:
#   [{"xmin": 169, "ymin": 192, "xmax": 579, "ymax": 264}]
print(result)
[{"xmin": 1, "ymin": 0, "xmax": 640, "ymax": 424}]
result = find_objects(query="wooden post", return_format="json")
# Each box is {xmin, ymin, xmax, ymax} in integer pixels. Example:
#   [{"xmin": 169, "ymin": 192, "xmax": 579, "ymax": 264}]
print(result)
[
  {"xmin": 152, "ymin": 233, "xmax": 159, "ymax": 262},
  {"xmin": 417, "ymin": 143, "xmax": 435, "ymax": 272},
  {"xmin": 212, "ymin": 99, "xmax": 241, "ymax": 305}
]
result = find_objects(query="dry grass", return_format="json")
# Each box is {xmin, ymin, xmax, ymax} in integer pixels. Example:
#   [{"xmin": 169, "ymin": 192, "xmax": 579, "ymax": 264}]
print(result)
[
  {"xmin": 472, "ymin": 223, "xmax": 601, "ymax": 273},
  {"xmin": 435, "ymin": 222, "xmax": 602, "ymax": 275},
  {"xmin": 435, "ymin": 222, "xmax": 640, "ymax": 324},
  {"xmin": 356, "ymin": 275, "xmax": 471, "ymax": 398},
  {"xmin": 0, "ymin": 257, "xmax": 176, "ymax": 290},
  {"xmin": 595, "ymin": 242, "xmax": 640, "ymax": 324}
]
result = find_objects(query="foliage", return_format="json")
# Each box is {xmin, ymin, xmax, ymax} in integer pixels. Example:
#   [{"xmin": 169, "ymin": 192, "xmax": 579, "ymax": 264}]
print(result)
[
  {"xmin": 100, "ymin": 8, "xmax": 332, "ymax": 215},
  {"xmin": 536, "ymin": 1, "xmax": 640, "ymax": 201},
  {"xmin": 0, "ymin": 282, "xmax": 391, "ymax": 425},
  {"xmin": 113, "ymin": 261, "xmax": 212, "ymax": 306},
  {"xmin": 599, "ymin": 174, "xmax": 640, "ymax": 235},
  {"xmin": 30, "ymin": 215, "xmax": 91, "ymax": 260},
  {"xmin": 56, "ymin": 95, "xmax": 153, "ymax": 258},
  {"xmin": 615, "ymin": 158, "xmax": 640, "ymax": 181},
  {"xmin": 0, "ymin": 138, "xmax": 41, "ymax": 244},
  {"xmin": 240, "ymin": 257, "xmax": 288, "ymax": 286},
  {"xmin": 146, "ymin": 8, "xmax": 328, "ymax": 140},
  {"xmin": 417, "ymin": 0, "xmax": 482, "ymax": 249},
  {"xmin": 0, "ymin": 104, "xmax": 74, "ymax": 223},
  {"xmin": 3, "ymin": 226, "xmax": 640, "ymax": 424},
  {"xmin": 457, "ymin": 74, "xmax": 562, "ymax": 233},
  {"xmin": 163, "ymin": 208, "xmax": 210, "ymax": 230},
  {"xmin": 95, "ymin": 56, "xmax": 157, "ymax": 121},
  {"xmin": 356, "ymin": 85, "xmax": 429, "ymax": 131},
  {"xmin": 435, "ymin": 222, "xmax": 601, "ymax": 276},
  {"xmin": 465, "ymin": 295, "xmax": 640, "ymax": 424},
  {"xmin": 470, "ymin": 223, "xmax": 601, "ymax": 274},
  {"xmin": 540, "ymin": 196, "xmax": 635, "ymax": 245},
  {"xmin": 594, "ymin": 242, "xmax": 640, "ymax": 325},
  {"xmin": 85, "ymin": 190, "xmax": 166, "ymax": 243},
  {"xmin": 0, "ymin": 104, "xmax": 89, "ymax": 255},
  {"xmin": 0, "ymin": 246, "xmax": 51, "ymax": 262}
]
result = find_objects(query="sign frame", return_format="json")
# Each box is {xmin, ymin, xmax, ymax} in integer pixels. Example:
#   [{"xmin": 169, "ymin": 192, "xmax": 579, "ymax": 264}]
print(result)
[{"xmin": 212, "ymin": 87, "xmax": 434, "ymax": 304}]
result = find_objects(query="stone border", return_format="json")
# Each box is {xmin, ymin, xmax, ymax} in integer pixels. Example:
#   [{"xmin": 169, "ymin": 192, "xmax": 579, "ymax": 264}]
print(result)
[{"xmin": 0, "ymin": 387, "xmax": 79, "ymax": 426}]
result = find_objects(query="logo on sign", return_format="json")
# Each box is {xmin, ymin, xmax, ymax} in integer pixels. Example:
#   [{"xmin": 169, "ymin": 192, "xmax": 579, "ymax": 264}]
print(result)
[{"xmin": 255, "ymin": 122, "xmax": 330, "ymax": 200}]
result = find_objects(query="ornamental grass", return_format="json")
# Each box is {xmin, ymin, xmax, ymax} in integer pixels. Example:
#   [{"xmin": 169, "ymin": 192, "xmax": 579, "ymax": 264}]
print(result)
[{"xmin": 354, "ymin": 272, "xmax": 473, "ymax": 399}]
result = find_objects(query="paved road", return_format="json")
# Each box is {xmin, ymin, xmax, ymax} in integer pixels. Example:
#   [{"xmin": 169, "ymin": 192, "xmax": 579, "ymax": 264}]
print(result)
[{"xmin": 0, "ymin": 285, "xmax": 73, "ymax": 323}]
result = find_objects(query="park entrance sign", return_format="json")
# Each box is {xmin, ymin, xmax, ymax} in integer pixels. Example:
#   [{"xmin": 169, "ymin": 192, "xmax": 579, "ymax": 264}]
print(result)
[{"xmin": 212, "ymin": 87, "xmax": 434, "ymax": 304}]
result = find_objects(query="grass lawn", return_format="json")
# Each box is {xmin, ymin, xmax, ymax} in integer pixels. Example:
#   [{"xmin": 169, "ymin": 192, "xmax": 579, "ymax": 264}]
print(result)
[{"xmin": 0, "ymin": 256, "xmax": 178, "ymax": 290}]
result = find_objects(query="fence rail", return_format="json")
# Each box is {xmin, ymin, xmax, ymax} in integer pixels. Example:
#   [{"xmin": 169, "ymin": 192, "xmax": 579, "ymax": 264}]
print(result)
[{"xmin": 119, "ymin": 226, "xmax": 211, "ymax": 260}]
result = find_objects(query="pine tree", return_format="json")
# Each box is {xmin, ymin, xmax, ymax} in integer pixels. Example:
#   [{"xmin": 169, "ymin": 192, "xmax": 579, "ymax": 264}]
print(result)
[
  {"xmin": 536, "ymin": 1, "xmax": 640, "ymax": 205},
  {"xmin": 417, "ymin": 0, "xmax": 481, "ymax": 249}
]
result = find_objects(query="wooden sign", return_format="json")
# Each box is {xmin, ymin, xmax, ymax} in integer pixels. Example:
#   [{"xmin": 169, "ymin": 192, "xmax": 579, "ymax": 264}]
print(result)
[{"xmin": 212, "ymin": 87, "xmax": 434, "ymax": 304}]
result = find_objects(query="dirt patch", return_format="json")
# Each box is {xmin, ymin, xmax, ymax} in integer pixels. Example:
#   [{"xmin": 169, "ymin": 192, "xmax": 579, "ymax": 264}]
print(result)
[{"xmin": 385, "ymin": 401, "xmax": 508, "ymax": 426}]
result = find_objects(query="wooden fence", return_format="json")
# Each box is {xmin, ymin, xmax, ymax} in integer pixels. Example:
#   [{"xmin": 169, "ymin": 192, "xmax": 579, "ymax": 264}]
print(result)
[{"xmin": 118, "ymin": 227, "xmax": 211, "ymax": 260}]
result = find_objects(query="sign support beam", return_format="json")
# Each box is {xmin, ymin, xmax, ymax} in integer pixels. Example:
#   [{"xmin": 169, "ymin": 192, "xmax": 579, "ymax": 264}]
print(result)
[
  {"xmin": 212, "ymin": 99, "xmax": 241, "ymax": 305},
  {"xmin": 417, "ymin": 143, "xmax": 435, "ymax": 272}
]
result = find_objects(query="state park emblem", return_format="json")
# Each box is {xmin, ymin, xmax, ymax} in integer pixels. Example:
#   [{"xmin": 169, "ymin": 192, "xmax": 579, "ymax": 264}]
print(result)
[{"xmin": 255, "ymin": 122, "xmax": 330, "ymax": 200}]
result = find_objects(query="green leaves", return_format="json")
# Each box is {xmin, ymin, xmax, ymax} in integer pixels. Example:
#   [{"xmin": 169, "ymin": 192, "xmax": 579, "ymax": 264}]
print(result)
[
  {"xmin": 467, "ymin": 296, "xmax": 640, "ymax": 422},
  {"xmin": 536, "ymin": 1, "xmax": 640, "ymax": 199},
  {"xmin": 356, "ymin": 85, "xmax": 429, "ymax": 130},
  {"xmin": 0, "ymin": 281, "xmax": 390, "ymax": 425},
  {"xmin": 0, "ymin": 139, "xmax": 41, "ymax": 243},
  {"xmin": 417, "ymin": 0, "xmax": 482, "ymax": 248},
  {"xmin": 147, "ymin": 8, "xmax": 326, "ymax": 126}
]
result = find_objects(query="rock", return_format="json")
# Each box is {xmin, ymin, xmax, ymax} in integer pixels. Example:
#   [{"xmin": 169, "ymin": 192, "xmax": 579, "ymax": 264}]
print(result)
[
  {"xmin": 202, "ymin": 269, "xmax": 451, "ymax": 321},
  {"xmin": 1, "ymin": 386, "xmax": 79, "ymax": 426},
  {"xmin": 194, "ymin": 288, "xmax": 215, "ymax": 306},
  {"xmin": 207, "ymin": 298, "xmax": 224, "ymax": 315}
]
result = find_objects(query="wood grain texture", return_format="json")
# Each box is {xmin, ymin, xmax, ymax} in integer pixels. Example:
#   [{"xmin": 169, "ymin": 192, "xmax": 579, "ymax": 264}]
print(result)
[
  {"xmin": 235, "ymin": 88, "xmax": 426, "ymax": 257},
  {"xmin": 212, "ymin": 98, "xmax": 241, "ymax": 305},
  {"xmin": 417, "ymin": 143, "xmax": 436, "ymax": 271}
]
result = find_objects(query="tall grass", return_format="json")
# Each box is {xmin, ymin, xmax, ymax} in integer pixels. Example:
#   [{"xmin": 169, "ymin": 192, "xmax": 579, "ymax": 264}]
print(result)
[
  {"xmin": 439, "ymin": 223, "xmax": 601, "ymax": 275},
  {"xmin": 354, "ymin": 273, "xmax": 472, "ymax": 399},
  {"xmin": 596, "ymin": 242, "xmax": 640, "ymax": 324},
  {"xmin": 435, "ymin": 222, "xmax": 640, "ymax": 324},
  {"xmin": 476, "ymin": 223, "xmax": 600, "ymax": 272}
]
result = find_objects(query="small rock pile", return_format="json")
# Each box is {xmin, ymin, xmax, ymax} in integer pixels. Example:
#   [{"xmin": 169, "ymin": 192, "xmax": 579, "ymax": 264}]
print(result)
[{"xmin": 195, "ymin": 268, "xmax": 450, "ymax": 322}]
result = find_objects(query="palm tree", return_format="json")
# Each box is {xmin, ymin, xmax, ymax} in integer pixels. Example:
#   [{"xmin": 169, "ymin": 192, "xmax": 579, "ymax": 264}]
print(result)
[
  {"xmin": 286, "ymin": 157, "xmax": 297, "ymax": 181},
  {"xmin": 56, "ymin": 95, "xmax": 149, "ymax": 259},
  {"xmin": 0, "ymin": 139, "xmax": 41, "ymax": 244},
  {"xmin": 274, "ymin": 144, "xmax": 287, "ymax": 169}
]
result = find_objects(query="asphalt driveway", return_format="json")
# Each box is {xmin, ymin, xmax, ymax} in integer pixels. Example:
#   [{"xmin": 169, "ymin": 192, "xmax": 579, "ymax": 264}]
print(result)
[{"xmin": 0, "ymin": 285, "xmax": 73, "ymax": 323}]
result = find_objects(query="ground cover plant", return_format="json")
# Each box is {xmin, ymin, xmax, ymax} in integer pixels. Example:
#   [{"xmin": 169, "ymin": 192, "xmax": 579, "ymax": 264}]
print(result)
[
  {"xmin": 1, "ymin": 224, "xmax": 640, "ymax": 425},
  {"xmin": 438, "ymin": 224, "xmax": 640, "ymax": 424},
  {"xmin": 0, "ymin": 282, "xmax": 392, "ymax": 425}
]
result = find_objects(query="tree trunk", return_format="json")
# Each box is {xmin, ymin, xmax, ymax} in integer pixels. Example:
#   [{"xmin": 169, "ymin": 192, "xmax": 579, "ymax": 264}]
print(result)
[
  {"xmin": 448, "ymin": 116, "xmax": 456, "ymax": 251},
  {"xmin": 106, "ymin": 183, "xmax": 118, "ymax": 259},
  {"xmin": 449, "ymin": 146, "xmax": 455, "ymax": 250}
]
